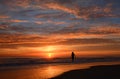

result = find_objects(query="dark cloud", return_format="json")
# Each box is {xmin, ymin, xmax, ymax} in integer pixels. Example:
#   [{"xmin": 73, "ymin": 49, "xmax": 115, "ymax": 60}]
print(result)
[
  {"xmin": 0, "ymin": 23, "xmax": 9, "ymax": 30},
  {"xmin": 0, "ymin": 33, "xmax": 51, "ymax": 49},
  {"xmin": 51, "ymin": 24, "xmax": 120, "ymax": 35},
  {"xmin": 57, "ymin": 38, "xmax": 120, "ymax": 45},
  {"xmin": 34, "ymin": 12, "xmax": 70, "ymax": 20},
  {"xmin": 0, "ymin": 32, "xmax": 119, "ymax": 49},
  {"xmin": 0, "ymin": 0, "xmax": 119, "ymax": 20},
  {"xmin": 77, "ymin": 44, "xmax": 120, "ymax": 51},
  {"xmin": 0, "ymin": 33, "xmax": 47, "ymax": 43}
]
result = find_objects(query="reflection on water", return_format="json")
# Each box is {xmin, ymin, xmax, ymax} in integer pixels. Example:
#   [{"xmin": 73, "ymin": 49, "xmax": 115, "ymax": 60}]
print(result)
[{"xmin": 0, "ymin": 62, "xmax": 120, "ymax": 79}]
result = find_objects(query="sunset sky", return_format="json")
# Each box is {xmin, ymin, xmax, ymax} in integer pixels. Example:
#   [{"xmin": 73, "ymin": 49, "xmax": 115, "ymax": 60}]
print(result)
[{"xmin": 0, "ymin": 0, "xmax": 120, "ymax": 58}]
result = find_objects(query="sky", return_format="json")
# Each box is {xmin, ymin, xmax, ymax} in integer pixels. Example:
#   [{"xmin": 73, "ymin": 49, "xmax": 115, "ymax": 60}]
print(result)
[{"xmin": 0, "ymin": 0, "xmax": 120, "ymax": 58}]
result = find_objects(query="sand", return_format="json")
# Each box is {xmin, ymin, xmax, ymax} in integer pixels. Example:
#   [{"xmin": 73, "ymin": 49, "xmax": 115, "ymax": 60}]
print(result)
[{"xmin": 51, "ymin": 64, "xmax": 120, "ymax": 79}]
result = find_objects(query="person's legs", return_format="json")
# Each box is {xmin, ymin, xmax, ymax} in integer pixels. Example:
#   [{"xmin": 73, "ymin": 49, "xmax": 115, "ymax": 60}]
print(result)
[{"xmin": 72, "ymin": 57, "xmax": 74, "ymax": 62}]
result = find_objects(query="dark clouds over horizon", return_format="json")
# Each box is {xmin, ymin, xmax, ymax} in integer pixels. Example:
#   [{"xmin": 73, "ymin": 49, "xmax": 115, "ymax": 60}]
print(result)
[{"xmin": 0, "ymin": 0, "xmax": 120, "ymax": 57}]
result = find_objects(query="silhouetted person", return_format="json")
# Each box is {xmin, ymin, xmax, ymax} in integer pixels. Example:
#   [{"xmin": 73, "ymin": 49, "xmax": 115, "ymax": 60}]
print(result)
[{"xmin": 71, "ymin": 52, "xmax": 75, "ymax": 62}]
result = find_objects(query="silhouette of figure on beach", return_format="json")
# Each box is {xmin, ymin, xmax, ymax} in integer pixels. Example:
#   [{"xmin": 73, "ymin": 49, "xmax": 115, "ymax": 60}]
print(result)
[{"xmin": 71, "ymin": 52, "xmax": 75, "ymax": 62}]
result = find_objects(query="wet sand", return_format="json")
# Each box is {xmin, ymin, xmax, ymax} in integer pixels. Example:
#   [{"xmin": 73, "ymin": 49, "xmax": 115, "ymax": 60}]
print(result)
[{"xmin": 51, "ymin": 64, "xmax": 120, "ymax": 79}]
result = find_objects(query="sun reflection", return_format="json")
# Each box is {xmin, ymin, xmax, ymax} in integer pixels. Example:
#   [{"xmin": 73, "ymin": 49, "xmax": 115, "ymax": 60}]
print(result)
[
  {"xmin": 47, "ymin": 66, "xmax": 55, "ymax": 75},
  {"xmin": 45, "ymin": 65, "xmax": 63, "ymax": 78}
]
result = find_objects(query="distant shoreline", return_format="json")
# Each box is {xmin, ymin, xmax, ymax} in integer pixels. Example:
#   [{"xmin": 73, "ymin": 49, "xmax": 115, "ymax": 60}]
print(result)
[{"xmin": 51, "ymin": 64, "xmax": 120, "ymax": 79}]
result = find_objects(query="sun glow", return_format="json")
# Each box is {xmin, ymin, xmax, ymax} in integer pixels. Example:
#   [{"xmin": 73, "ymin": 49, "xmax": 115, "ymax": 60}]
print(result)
[
  {"xmin": 45, "ymin": 46, "xmax": 56, "ymax": 52},
  {"xmin": 35, "ymin": 46, "xmax": 61, "ymax": 58},
  {"xmin": 44, "ymin": 46, "xmax": 56, "ymax": 58},
  {"xmin": 48, "ymin": 53, "xmax": 52, "ymax": 58}
]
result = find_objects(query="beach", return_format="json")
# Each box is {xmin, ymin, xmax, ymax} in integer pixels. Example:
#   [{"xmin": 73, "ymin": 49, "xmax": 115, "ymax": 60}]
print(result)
[
  {"xmin": 0, "ymin": 0, "xmax": 120, "ymax": 79},
  {"xmin": 0, "ymin": 61, "xmax": 120, "ymax": 79},
  {"xmin": 51, "ymin": 64, "xmax": 120, "ymax": 79}
]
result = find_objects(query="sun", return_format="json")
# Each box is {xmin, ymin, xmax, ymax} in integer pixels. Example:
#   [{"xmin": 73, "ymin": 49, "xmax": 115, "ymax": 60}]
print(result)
[
  {"xmin": 36, "ymin": 46, "xmax": 57, "ymax": 58},
  {"xmin": 48, "ymin": 53, "xmax": 52, "ymax": 58}
]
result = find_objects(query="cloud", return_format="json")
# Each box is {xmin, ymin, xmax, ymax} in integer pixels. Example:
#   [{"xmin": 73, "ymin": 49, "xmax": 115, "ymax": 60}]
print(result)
[
  {"xmin": 0, "ymin": 19, "xmax": 29, "ymax": 24},
  {"xmin": 0, "ymin": 19, "xmax": 68, "ymax": 34},
  {"xmin": 0, "ymin": 18, "xmax": 120, "ymax": 39},
  {"xmin": 0, "ymin": 15, "xmax": 10, "ymax": 19},
  {"xmin": 0, "ymin": 32, "xmax": 119, "ymax": 49},
  {"xmin": 0, "ymin": 33, "xmax": 46, "ymax": 43},
  {"xmin": 1, "ymin": 0, "xmax": 119, "ymax": 20},
  {"xmin": 51, "ymin": 24, "xmax": 120, "ymax": 35},
  {"xmin": 44, "ymin": 3, "xmax": 79, "ymax": 17},
  {"xmin": 0, "ymin": 33, "xmax": 46, "ymax": 49},
  {"xmin": 34, "ymin": 12, "xmax": 70, "ymax": 19},
  {"xmin": 0, "ymin": 23, "xmax": 9, "ymax": 30},
  {"xmin": 35, "ymin": 20, "xmax": 66, "ymax": 25},
  {"xmin": 0, "ymin": 33, "xmax": 64, "ymax": 49},
  {"xmin": 78, "ymin": 44, "xmax": 120, "ymax": 51},
  {"xmin": 55, "ymin": 37, "xmax": 120, "ymax": 46},
  {"xmin": 0, "ymin": 0, "xmax": 30, "ymax": 8},
  {"xmin": 9, "ymin": 19, "xmax": 28, "ymax": 23},
  {"xmin": 39, "ymin": 1, "xmax": 118, "ymax": 19},
  {"xmin": 89, "ymin": 24, "xmax": 120, "ymax": 34}
]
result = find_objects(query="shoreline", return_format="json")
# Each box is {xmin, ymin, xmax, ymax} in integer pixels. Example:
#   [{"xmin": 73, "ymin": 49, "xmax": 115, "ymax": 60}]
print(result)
[
  {"xmin": 51, "ymin": 64, "xmax": 120, "ymax": 79},
  {"xmin": 0, "ymin": 61, "xmax": 119, "ymax": 70}
]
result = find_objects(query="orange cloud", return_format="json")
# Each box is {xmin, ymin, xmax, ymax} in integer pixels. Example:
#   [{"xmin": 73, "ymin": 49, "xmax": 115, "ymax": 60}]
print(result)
[
  {"xmin": 35, "ymin": 20, "xmax": 66, "ymax": 25},
  {"xmin": 45, "ymin": 3, "xmax": 79, "ymax": 17},
  {"xmin": 0, "ymin": 32, "xmax": 119, "ymax": 49},
  {"xmin": 0, "ymin": 15, "xmax": 10, "ymax": 19},
  {"xmin": 0, "ymin": 33, "xmax": 63, "ymax": 49},
  {"xmin": 89, "ymin": 24, "xmax": 120, "ymax": 34},
  {"xmin": 10, "ymin": 19, "xmax": 28, "ymax": 23},
  {"xmin": 1, "ymin": 19, "xmax": 29, "ymax": 23},
  {"xmin": 43, "ymin": 2, "xmax": 115, "ymax": 19},
  {"xmin": 5, "ymin": 0, "xmax": 30, "ymax": 8}
]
